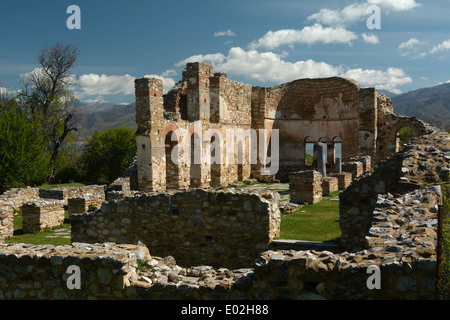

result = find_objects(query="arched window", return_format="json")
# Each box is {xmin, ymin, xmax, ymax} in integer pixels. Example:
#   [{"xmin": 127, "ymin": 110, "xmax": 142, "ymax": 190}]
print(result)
[
  {"xmin": 190, "ymin": 133, "xmax": 202, "ymax": 187},
  {"xmin": 165, "ymin": 131, "xmax": 180, "ymax": 189},
  {"xmin": 305, "ymin": 137, "xmax": 314, "ymax": 166},
  {"xmin": 333, "ymin": 137, "xmax": 342, "ymax": 162},
  {"xmin": 396, "ymin": 127, "xmax": 414, "ymax": 152}
]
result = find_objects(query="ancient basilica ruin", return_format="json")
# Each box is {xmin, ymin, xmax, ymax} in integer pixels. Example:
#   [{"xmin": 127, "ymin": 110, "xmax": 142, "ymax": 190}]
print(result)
[{"xmin": 0, "ymin": 62, "xmax": 448, "ymax": 300}]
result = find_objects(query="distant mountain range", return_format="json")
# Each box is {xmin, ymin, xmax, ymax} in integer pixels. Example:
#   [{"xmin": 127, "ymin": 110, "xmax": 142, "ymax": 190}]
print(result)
[
  {"xmin": 75, "ymin": 99, "xmax": 136, "ymax": 140},
  {"xmin": 74, "ymin": 82, "xmax": 450, "ymax": 141},
  {"xmin": 390, "ymin": 83, "xmax": 450, "ymax": 126}
]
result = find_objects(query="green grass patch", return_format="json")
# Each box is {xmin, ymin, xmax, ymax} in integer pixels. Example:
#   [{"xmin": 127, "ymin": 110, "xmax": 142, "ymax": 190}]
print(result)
[
  {"xmin": 279, "ymin": 190, "xmax": 341, "ymax": 243},
  {"xmin": 5, "ymin": 210, "xmax": 71, "ymax": 246},
  {"xmin": 37, "ymin": 182, "xmax": 85, "ymax": 190}
]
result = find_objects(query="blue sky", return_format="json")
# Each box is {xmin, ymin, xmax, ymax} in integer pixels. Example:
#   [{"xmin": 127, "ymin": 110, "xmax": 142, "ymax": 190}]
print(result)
[{"xmin": 1, "ymin": 0, "xmax": 450, "ymax": 105}]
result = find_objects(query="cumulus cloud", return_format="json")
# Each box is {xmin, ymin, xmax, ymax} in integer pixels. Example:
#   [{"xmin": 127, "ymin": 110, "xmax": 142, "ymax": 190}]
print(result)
[
  {"xmin": 248, "ymin": 24, "xmax": 358, "ymax": 50},
  {"xmin": 430, "ymin": 40, "xmax": 450, "ymax": 54},
  {"xmin": 174, "ymin": 53, "xmax": 227, "ymax": 67},
  {"xmin": 177, "ymin": 47, "xmax": 412, "ymax": 93},
  {"xmin": 214, "ymin": 29, "xmax": 236, "ymax": 37},
  {"xmin": 342, "ymin": 67, "xmax": 412, "ymax": 93},
  {"xmin": 74, "ymin": 73, "xmax": 176, "ymax": 100},
  {"xmin": 398, "ymin": 38, "xmax": 427, "ymax": 59},
  {"xmin": 306, "ymin": 0, "xmax": 420, "ymax": 26},
  {"xmin": 362, "ymin": 33, "xmax": 380, "ymax": 44}
]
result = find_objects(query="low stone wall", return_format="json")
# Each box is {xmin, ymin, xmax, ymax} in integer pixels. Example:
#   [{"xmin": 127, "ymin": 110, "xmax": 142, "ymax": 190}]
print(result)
[
  {"xmin": 39, "ymin": 185, "xmax": 106, "ymax": 205},
  {"xmin": 68, "ymin": 195, "xmax": 106, "ymax": 215},
  {"xmin": 71, "ymin": 188, "xmax": 281, "ymax": 269},
  {"xmin": 105, "ymin": 190, "xmax": 139, "ymax": 202},
  {"xmin": 340, "ymin": 129, "xmax": 449, "ymax": 250},
  {"xmin": 341, "ymin": 161, "xmax": 363, "ymax": 181},
  {"xmin": 21, "ymin": 200, "xmax": 65, "ymax": 233},
  {"xmin": 289, "ymin": 170, "xmax": 323, "ymax": 204},
  {"xmin": 321, "ymin": 177, "xmax": 338, "ymax": 196},
  {"xmin": 0, "ymin": 243, "xmax": 151, "ymax": 300},
  {"xmin": 0, "ymin": 207, "xmax": 14, "ymax": 243},
  {"xmin": 329, "ymin": 172, "xmax": 352, "ymax": 190}
]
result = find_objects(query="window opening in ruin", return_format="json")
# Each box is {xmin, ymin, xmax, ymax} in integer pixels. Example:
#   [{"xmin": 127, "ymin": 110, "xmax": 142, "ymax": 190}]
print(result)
[
  {"xmin": 333, "ymin": 137, "xmax": 342, "ymax": 163},
  {"xmin": 210, "ymin": 134, "xmax": 221, "ymax": 187},
  {"xmin": 396, "ymin": 127, "xmax": 414, "ymax": 152},
  {"xmin": 190, "ymin": 133, "xmax": 202, "ymax": 187},
  {"xmin": 165, "ymin": 131, "xmax": 180, "ymax": 189},
  {"xmin": 319, "ymin": 137, "xmax": 328, "ymax": 163},
  {"xmin": 305, "ymin": 137, "xmax": 314, "ymax": 166},
  {"xmin": 237, "ymin": 140, "xmax": 245, "ymax": 182}
]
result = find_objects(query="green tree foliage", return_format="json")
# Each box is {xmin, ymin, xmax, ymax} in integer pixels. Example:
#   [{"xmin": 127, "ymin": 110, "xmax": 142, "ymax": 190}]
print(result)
[
  {"xmin": 80, "ymin": 127, "xmax": 136, "ymax": 183},
  {"xmin": 18, "ymin": 42, "xmax": 80, "ymax": 178},
  {"xmin": 0, "ymin": 100, "xmax": 51, "ymax": 192}
]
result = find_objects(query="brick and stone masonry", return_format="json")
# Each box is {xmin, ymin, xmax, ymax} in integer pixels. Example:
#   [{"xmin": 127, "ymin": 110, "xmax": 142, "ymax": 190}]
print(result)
[
  {"xmin": 321, "ymin": 177, "xmax": 339, "ymax": 196},
  {"xmin": 21, "ymin": 200, "xmax": 65, "ymax": 233},
  {"xmin": 70, "ymin": 188, "xmax": 281, "ymax": 269},
  {"xmin": 289, "ymin": 170, "xmax": 323, "ymax": 204},
  {"xmin": 329, "ymin": 172, "xmax": 353, "ymax": 190}
]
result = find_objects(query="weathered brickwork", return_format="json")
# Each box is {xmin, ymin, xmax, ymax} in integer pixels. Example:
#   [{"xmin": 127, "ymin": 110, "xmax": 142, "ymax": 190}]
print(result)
[
  {"xmin": 136, "ymin": 62, "xmax": 425, "ymax": 190},
  {"xmin": 21, "ymin": 200, "xmax": 65, "ymax": 233},
  {"xmin": 289, "ymin": 170, "xmax": 323, "ymax": 204},
  {"xmin": 68, "ymin": 195, "xmax": 105, "ymax": 216},
  {"xmin": 342, "ymin": 161, "xmax": 364, "ymax": 181},
  {"xmin": 321, "ymin": 177, "xmax": 339, "ymax": 196},
  {"xmin": 39, "ymin": 185, "xmax": 106, "ymax": 205},
  {"xmin": 329, "ymin": 172, "xmax": 352, "ymax": 190},
  {"xmin": 70, "ymin": 189, "xmax": 281, "ymax": 269}
]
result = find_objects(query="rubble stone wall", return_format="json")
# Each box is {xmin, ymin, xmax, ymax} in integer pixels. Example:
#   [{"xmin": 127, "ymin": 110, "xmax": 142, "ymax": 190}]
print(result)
[
  {"xmin": 70, "ymin": 189, "xmax": 281, "ymax": 269},
  {"xmin": 21, "ymin": 200, "xmax": 65, "ymax": 233}
]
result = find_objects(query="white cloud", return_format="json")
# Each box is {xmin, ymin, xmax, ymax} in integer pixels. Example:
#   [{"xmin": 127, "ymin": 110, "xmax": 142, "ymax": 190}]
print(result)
[
  {"xmin": 177, "ymin": 47, "xmax": 412, "ymax": 93},
  {"xmin": 430, "ymin": 40, "xmax": 450, "ymax": 54},
  {"xmin": 362, "ymin": 33, "xmax": 380, "ymax": 44},
  {"xmin": 162, "ymin": 69, "xmax": 177, "ymax": 77},
  {"xmin": 398, "ymin": 38, "xmax": 427, "ymax": 59},
  {"xmin": 367, "ymin": 0, "xmax": 420, "ymax": 12},
  {"xmin": 75, "ymin": 73, "xmax": 176, "ymax": 100},
  {"xmin": 214, "ymin": 29, "xmax": 236, "ymax": 37},
  {"xmin": 306, "ymin": 0, "xmax": 420, "ymax": 26},
  {"xmin": 175, "ymin": 53, "xmax": 227, "ymax": 67},
  {"xmin": 342, "ymin": 67, "xmax": 412, "ymax": 94},
  {"xmin": 248, "ymin": 24, "xmax": 358, "ymax": 50}
]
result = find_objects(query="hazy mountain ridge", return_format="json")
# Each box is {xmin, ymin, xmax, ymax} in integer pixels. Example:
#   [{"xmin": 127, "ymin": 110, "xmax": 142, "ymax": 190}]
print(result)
[
  {"xmin": 76, "ymin": 100, "xmax": 136, "ymax": 140},
  {"xmin": 391, "ymin": 83, "xmax": 450, "ymax": 126}
]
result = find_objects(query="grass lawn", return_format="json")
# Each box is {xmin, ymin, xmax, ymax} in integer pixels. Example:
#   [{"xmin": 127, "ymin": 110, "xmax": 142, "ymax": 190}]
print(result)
[
  {"xmin": 5, "ymin": 210, "xmax": 72, "ymax": 246},
  {"xmin": 37, "ymin": 182, "xmax": 85, "ymax": 190},
  {"xmin": 278, "ymin": 190, "xmax": 341, "ymax": 243}
]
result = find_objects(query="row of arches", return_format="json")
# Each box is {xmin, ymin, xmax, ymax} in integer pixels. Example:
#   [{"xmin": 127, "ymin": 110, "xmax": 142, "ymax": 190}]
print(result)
[{"xmin": 304, "ymin": 136, "xmax": 342, "ymax": 166}]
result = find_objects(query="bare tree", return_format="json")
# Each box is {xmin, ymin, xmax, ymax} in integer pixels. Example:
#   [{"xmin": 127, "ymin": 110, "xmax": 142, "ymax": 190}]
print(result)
[{"xmin": 18, "ymin": 41, "xmax": 80, "ymax": 179}]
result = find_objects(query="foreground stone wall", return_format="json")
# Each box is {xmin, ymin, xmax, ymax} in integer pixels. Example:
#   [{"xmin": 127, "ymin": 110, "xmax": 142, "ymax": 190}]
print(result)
[
  {"xmin": 0, "ymin": 243, "xmax": 151, "ymax": 300},
  {"xmin": 340, "ymin": 128, "xmax": 449, "ymax": 250},
  {"xmin": 71, "ymin": 189, "xmax": 281, "ymax": 269}
]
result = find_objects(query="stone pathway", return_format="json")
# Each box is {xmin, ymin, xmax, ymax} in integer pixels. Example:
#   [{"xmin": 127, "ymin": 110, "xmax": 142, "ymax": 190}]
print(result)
[{"xmin": 46, "ymin": 227, "xmax": 71, "ymax": 239}]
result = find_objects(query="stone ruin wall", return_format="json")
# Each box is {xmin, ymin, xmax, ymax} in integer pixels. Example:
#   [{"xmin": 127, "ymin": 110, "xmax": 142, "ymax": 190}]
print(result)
[
  {"xmin": 70, "ymin": 188, "xmax": 281, "ymax": 270},
  {"xmin": 135, "ymin": 63, "xmax": 255, "ymax": 193},
  {"xmin": 0, "ymin": 185, "xmax": 107, "ymax": 243},
  {"xmin": 0, "ymin": 128, "xmax": 447, "ymax": 299}
]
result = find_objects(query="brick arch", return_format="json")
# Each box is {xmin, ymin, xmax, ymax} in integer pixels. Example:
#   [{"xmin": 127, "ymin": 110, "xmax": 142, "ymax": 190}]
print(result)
[{"xmin": 389, "ymin": 119, "xmax": 426, "ymax": 150}]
